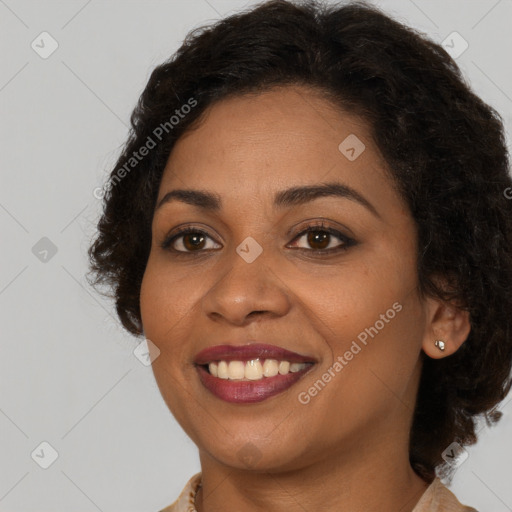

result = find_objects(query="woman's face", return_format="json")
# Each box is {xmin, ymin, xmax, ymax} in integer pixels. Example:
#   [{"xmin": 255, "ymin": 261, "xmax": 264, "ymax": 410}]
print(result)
[{"xmin": 140, "ymin": 85, "xmax": 434, "ymax": 472}]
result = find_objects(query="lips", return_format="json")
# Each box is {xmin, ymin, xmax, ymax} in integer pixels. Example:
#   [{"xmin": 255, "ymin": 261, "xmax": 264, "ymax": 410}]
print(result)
[{"xmin": 194, "ymin": 343, "xmax": 316, "ymax": 404}]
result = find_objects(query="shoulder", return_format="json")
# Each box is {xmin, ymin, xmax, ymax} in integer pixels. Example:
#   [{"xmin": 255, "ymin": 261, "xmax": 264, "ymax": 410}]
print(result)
[
  {"xmin": 158, "ymin": 472, "xmax": 201, "ymax": 512},
  {"xmin": 413, "ymin": 477, "xmax": 479, "ymax": 512}
]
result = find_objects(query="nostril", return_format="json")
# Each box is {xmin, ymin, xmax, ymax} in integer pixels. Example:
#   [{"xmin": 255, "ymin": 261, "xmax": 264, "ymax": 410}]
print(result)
[{"xmin": 248, "ymin": 310, "xmax": 267, "ymax": 318}]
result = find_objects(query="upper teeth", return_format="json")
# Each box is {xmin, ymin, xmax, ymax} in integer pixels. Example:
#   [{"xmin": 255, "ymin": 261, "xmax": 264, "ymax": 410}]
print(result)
[{"xmin": 208, "ymin": 359, "xmax": 307, "ymax": 380}]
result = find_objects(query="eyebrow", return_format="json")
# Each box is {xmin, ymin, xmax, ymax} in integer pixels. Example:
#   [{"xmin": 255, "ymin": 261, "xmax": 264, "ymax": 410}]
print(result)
[{"xmin": 155, "ymin": 182, "xmax": 380, "ymax": 218}]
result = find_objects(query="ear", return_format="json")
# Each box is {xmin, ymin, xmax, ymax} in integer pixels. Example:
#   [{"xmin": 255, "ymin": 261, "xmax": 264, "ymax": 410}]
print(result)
[{"xmin": 421, "ymin": 294, "xmax": 471, "ymax": 360}]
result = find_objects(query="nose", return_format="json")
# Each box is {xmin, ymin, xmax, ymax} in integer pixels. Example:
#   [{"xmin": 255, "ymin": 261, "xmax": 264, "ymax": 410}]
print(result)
[{"xmin": 201, "ymin": 245, "xmax": 291, "ymax": 326}]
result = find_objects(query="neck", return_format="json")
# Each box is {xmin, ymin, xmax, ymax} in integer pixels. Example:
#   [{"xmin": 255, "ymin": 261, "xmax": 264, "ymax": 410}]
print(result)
[{"xmin": 194, "ymin": 430, "xmax": 430, "ymax": 512}]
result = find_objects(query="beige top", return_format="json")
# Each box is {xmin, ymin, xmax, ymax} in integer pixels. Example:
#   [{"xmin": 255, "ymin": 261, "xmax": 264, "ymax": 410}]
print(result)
[{"xmin": 158, "ymin": 472, "xmax": 479, "ymax": 512}]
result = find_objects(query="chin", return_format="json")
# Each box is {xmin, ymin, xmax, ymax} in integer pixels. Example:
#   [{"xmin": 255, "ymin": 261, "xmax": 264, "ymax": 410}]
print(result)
[{"xmin": 197, "ymin": 432, "xmax": 311, "ymax": 473}]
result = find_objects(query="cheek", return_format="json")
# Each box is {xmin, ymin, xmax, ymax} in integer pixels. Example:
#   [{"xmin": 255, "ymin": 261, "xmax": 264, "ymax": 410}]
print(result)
[
  {"xmin": 284, "ymin": 256, "xmax": 411, "ymax": 343},
  {"xmin": 296, "ymin": 296, "xmax": 424, "ymax": 444},
  {"xmin": 141, "ymin": 255, "xmax": 196, "ymax": 325},
  {"xmin": 139, "ymin": 261, "xmax": 201, "ymax": 422},
  {"xmin": 292, "ymin": 253, "xmax": 423, "ymax": 394},
  {"xmin": 335, "ymin": 288, "xmax": 424, "ymax": 400},
  {"xmin": 329, "ymin": 260, "xmax": 423, "ymax": 377},
  {"xmin": 139, "ymin": 259, "xmax": 198, "ymax": 364}
]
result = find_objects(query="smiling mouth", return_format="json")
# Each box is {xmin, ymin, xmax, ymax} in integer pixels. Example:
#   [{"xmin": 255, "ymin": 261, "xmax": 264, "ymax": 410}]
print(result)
[
  {"xmin": 193, "ymin": 343, "xmax": 317, "ymax": 403},
  {"xmin": 196, "ymin": 359, "xmax": 315, "ymax": 404}
]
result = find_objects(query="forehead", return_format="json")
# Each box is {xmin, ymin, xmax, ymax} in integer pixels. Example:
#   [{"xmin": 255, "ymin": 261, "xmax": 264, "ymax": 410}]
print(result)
[{"xmin": 158, "ymin": 85, "xmax": 395, "ymax": 210}]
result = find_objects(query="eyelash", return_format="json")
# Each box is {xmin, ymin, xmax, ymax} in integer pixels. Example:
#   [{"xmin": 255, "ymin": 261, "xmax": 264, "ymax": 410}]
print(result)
[{"xmin": 160, "ymin": 221, "xmax": 356, "ymax": 257}]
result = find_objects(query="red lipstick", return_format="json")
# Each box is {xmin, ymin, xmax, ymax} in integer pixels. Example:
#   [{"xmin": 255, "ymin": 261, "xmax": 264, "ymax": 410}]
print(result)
[{"xmin": 194, "ymin": 343, "xmax": 316, "ymax": 404}]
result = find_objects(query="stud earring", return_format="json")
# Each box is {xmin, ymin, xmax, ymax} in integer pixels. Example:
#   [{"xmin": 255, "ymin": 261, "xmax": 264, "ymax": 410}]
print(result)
[{"xmin": 434, "ymin": 340, "xmax": 446, "ymax": 351}]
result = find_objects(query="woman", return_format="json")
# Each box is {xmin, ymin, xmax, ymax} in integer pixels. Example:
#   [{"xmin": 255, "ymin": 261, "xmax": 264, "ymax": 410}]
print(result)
[{"xmin": 87, "ymin": 0, "xmax": 512, "ymax": 510}]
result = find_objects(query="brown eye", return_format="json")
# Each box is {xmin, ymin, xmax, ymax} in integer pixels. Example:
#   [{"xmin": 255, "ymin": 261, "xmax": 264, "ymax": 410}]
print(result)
[
  {"xmin": 182, "ymin": 232, "xmax": 207, "ymax": 251},
  {"xmin": 161, "ymin": 228, "xmax": 221, "ymax": 253},
  {"xmin": 288, "ymin": 223, "xmax": 356, "ymax": 254},
  {"xmin": 306, "ymin": 230, "xmax": 331, "ymax": 250}
]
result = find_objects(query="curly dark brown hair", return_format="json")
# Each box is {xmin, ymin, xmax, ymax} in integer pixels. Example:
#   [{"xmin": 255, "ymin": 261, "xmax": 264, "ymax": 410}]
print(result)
[{"xmin": 87, "ymin": 0, "xmax": 512, "ymax": 483}]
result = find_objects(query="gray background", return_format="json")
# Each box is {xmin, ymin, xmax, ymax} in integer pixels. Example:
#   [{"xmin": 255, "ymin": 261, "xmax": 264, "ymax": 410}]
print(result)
[{"xmin": 1, "ymin": 0, "xmax": 511, "ymax": 510}]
